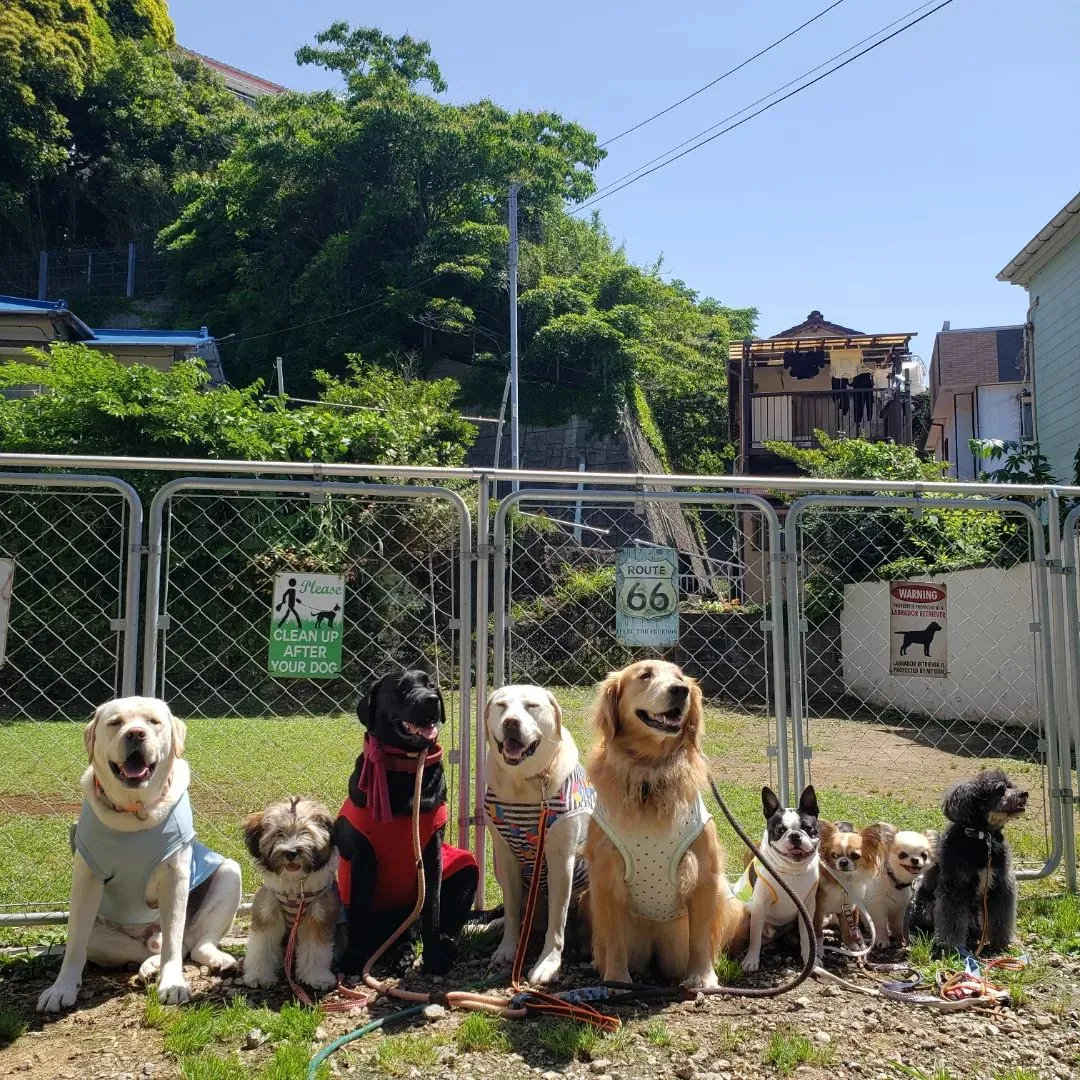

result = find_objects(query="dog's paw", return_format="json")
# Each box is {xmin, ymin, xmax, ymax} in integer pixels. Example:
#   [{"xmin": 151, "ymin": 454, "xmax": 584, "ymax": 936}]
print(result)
[
  {"xmin": 138, "ymin": 954, "xmax": 162, "ymax": 983},
  {"xmin": 242, "ymin": 966, "xmax": 280, "ymax": 990},
  {"xmin": 156, "ymin": 967, "xmax": 191, "ymax": 1005},
  {"xmin": 422, "ymin": 937, "xmax": 459, "ymax": 977},
  {"xmin": 490, "ymin": 938, "xmax": 519, "ymax": 969},
  {"xmin": 741, "ymin": 956, "xmax": 760, "ymax": 974},
  {"xmin": 206, "ymin": 950, "xmax": 238, "ymax": 976},
  {"xmin": 528, "ymin": 950, "xmax": 562, "ymax": 985},
  {"xmin": 37, "ymin": 978, "xmax": 80, "ymax": 1014},
  {"xmin": 683, "ymin": 969, "xmax": 719, "ymax": 992},
  {"xmin": 300, "ymin": 967, "xmax": 337, "ymax": 992}
]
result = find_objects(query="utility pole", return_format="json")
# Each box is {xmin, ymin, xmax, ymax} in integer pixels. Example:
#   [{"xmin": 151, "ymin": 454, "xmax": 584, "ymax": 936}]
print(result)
[
  {"xmin": 275, "ymin": 356, "xmax": 285, "ymax": 397},
  {"xmin": 508, "ymin": 184, "xmax": 521, "ymax": 491}
]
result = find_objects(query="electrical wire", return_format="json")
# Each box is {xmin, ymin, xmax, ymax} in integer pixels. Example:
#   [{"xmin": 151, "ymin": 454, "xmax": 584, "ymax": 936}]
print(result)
[
  {"xmin": 599, "ymin": 0, "xmax": 849, "ymax": 148},
  {"xmin": 578, "ymin": 0, "xmax": 939, "ymax": 210},
  {"xmin": 573, "ymin": 0, "xmax": 957, "ymax": 215}
]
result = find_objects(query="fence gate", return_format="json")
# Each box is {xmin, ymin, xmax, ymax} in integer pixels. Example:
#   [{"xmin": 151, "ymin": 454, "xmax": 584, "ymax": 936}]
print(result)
[
  {"xmin": 0, "ymin": 473, "xmax": 142, "ymax": 921},
  {"xmin": 487, "ymin": 486, "xmax": 786, "ymax": 903},
  {"xmin": 784, "ymin": 494, "xmax": 1063, "ymax": 879},
  {"xmin": 143, "ymin": 478, "xmax": 473, "ymax": 901}
]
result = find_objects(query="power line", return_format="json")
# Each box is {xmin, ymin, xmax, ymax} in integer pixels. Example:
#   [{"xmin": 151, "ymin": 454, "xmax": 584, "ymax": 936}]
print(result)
[
  {"xmin": 599, "ymin": 0, "xmax": 849, "ymax": 149},
  {"xmin": 580, "ymin": 0, "xmax": 939, "ymax": 210},
  {"xmin": 216, "ymin": 271, "xmax": 447, "ymax": 347},
  {"xmin": 574, "ymin": 0, "xmax": 956, "ymax": 215}
]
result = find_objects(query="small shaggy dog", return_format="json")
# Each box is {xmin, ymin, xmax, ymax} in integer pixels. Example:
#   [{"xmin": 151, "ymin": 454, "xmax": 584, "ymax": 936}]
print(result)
[
  {"xmin": 242, "ymin": 797, "xmax": 339, "ymax": 990},
  {"xmin": 911, "ymin": 770, "xmax": 1028, "ymax": 953}
]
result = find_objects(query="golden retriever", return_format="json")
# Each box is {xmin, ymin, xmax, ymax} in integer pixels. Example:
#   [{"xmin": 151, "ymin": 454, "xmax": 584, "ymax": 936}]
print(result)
[{"xmin": 584, "ymin": 660, "xmax": 740, "ymax": 988}]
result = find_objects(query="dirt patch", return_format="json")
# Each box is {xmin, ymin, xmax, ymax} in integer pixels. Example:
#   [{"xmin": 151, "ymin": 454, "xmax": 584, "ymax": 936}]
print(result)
[
  {"xmin": 0, "ymin": 795, "xmax": 81, "ymax": 816},
  {"xmin": 4, "ymin": 943, "xmax": 1079, "ymax": 1080}
]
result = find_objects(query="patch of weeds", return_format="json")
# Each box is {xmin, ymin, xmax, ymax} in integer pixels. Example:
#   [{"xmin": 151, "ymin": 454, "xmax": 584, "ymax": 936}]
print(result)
[
  {"xmin": 995, "ymin": 959, "xmax": 1047, "ymax": 1008},
  {"xmin": 906, "ymin": 933, "xmax": 964, "ymax": 983},
  {"xmin": 888, "ymin": 1066, "xmax": 955, "ymax": 1080},
  {"xmin": 643, "ymin": 1017, "xmax": 673, "ymax": 1048},
  {"xmin": 0, "ymin": 1005, "xmax": 29, "ymax": 1046},
  {"xmin": 374, "ymin": 1032, "xmax": 439, "ymax": 1075},
  {"xmin": 992, "ymin": 1070, "xmax": 1045, "ymax": 1080},
  {"xmin": 262, "ymin": 1042, "xmax": 330, "ymax": 1080},
  {"xmin": 179, "ymin": 1054, "xmax": 248, "ymax": 1080},
  {"xmin": 763, "ymin": 1028, "xmax": 835, "ymax": 1075},
  {"xmin": 0, "ymin": 949, "xmax": 61, "ymax": 982},
  {"xmin": 714, "ymin": 1021, "xmax": 745, "ymax": 1054},
  {"xmin": 162, "ymin": 1003, "xmax": 222, "ymax": 1056},
  {"xmin": 536, "ymin": 1018, "xmax": 602, "ymax": 1062},
  {"xmin": 453, "ymin": 920, "xmax": 501, "ymax": 961},
  {"xmin": 1017, "ymin": 893, "xmax": 1080, "ymax": 953},
  {"xmin": 714, "ymin": 951, "xmax": 743, "ymax": 985},
  {"xmin": 1048, "ymin": 991, "xmax": 1072, "ymax": 1017},
  {"xmin": 456, "ymin": 1011, "xmax": 511, "ymax": 1053}
]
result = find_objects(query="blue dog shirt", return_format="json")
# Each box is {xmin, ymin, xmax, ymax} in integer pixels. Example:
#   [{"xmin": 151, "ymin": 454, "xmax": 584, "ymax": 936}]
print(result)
[{"xmin": 73, "ymin": 790, "xmax": 223, "ymax": 925}]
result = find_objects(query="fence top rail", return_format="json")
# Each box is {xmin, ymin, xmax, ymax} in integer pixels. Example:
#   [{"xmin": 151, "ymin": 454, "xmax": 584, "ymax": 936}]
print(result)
[{"xmin": 0, "ymin": 454, "xmax": 1070, "ymax": 499}]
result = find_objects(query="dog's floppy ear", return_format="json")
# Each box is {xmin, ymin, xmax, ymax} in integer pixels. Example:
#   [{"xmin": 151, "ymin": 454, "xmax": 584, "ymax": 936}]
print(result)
[
  {"xmin": 761, "ymin": 786, "xmax": 781, "ymax": 819},
  {"xmin": 683, "ymin": 678, "xmax": 704, "ymax": 749},
  {"xmin": 436, "ymin": 686, "xmax": 447, "ymax": 727},
  {"xmin": 876, "ymin": 821, "xmax": 898, "ymax": 847},
  {"xmin": 798, "ymin": 785, "xmax": 819, "ymax": 819},
  {"xmin": 309, "ymin": 800, "xmax": 336, "ymax": 837},
  {"xmin": 242, "ymin": 811, "xmax": 265, "ymax": 861},
  {"xmin": 860, "ymin": 823, "xmax": 887, "ymax": 867},
  {"xmin": 83, "ymin": 706, "xmax": 104, "ymax": 763},
  {"xmin": 169, "ymin": 708, "xmax": 187, "ymax": 760},
  {"xmin": 357, "ymin": 678, "xmax": 380, "ymax": 731},
  {"xmin": 940, "ymin": 779, "xmax": 971, "ymax": 824},
  {"xmin": 593, "ymin": 672, "xmax": 621, "ymax": 743},
  {"xmin": 546, "ymin": 689, "xmax": 563, "ymax": 737}
]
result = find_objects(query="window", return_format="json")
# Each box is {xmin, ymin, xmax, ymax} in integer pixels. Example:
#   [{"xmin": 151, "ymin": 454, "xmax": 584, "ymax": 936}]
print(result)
[
  {"xmin": 943, "ymin": 436, "xmax": 950, "ymax": 463},
  {"xmin": 1019, "ymin": 392, "xmax": 1034, "ymax": 441}
]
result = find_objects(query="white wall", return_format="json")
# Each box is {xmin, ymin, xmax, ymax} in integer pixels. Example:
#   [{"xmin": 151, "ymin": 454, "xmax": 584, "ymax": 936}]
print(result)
[
  {"xmin": 840, "ymin": 564, "xmax": 1039, "ymax": 728},
  {"xmin": 976, "ymin": 383, "xmax": 1023, "ymax": 445}
]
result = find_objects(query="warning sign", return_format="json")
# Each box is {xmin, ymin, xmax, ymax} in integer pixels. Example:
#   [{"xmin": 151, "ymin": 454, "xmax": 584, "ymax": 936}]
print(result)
[
  {"xmin": 268, "ymin": 573, "xmax": 345, "ymax": 679},
  {"xmin": 0, "ymin": 559, "xmax": 12, "ymax": 667},
  {"xmin": 889, "ymin": 580, "xmax": 947, "ymax": 678}
]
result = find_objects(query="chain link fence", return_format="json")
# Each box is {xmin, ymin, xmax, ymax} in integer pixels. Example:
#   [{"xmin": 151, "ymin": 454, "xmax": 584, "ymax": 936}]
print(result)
[
  {"xmin": 0, "ymin": 474, "xmax": 141, "ymax": 918},
  {"xmin": 784, "ymin": 494, "xmax": 1060, "ymax": 875},
  {"xmin": 1, "ymin": 465, "xmax": 1076, "ymax": 925},
  {"xmin": 143, "ymin": 478, "xmax": 473, "ymax": 901}
]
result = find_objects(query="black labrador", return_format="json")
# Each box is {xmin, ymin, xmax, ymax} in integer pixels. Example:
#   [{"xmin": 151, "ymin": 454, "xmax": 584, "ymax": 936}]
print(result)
[{"xmin": 334, "ymin": 669, "xmax": 477, "ymax": 977}]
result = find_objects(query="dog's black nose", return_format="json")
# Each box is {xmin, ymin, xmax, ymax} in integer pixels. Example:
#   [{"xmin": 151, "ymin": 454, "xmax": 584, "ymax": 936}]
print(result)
[
  {"xmin": 790, "ymin": 833, "xmax": 804, "ymax": 847},
  {"xmin": 126, "ymin": 728, "xmax": 146, "ymax": 742},
  {"xmin": 669, "ymin": 684, "xmax": 690, "ymax": 702},
  {"xmin": 1018, "ymin": 790, "xmax": 1029, "ymax": 804},
  {"xmin": 282, "ymin": 848, "xmax": 298, "ymax": 859},
  {"xmin": 503, "ymin": 717, "xmax": 522, "ymax": 733}
]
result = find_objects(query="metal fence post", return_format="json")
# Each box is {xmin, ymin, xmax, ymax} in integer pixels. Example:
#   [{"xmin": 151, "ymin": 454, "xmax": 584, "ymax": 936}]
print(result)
[
  {"xmin": 473, "ymin": 475, "xmax": 491, "ymax": 903},
  {"xmin": 126, "ymin": 242, "xmax": 136, "ymax": 298},
  {"xmin": 783, "ymin": 515, "xmax": 807, "ymax": 798}
]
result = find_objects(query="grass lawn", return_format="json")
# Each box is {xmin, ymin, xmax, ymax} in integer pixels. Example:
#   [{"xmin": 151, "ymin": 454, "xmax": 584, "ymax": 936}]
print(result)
[{"xmin": 0, "ymin": 685, "xmax": 1056, "ymax": 928}]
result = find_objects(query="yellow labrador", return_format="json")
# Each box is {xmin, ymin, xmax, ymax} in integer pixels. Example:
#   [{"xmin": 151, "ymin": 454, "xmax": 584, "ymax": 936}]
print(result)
[{"xmin": 37, "ymin": 697, "xmax": 242, "ymax": 1012}]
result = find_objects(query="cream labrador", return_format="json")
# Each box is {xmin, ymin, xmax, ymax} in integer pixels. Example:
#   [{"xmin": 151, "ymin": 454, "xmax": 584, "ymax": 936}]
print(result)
[
  {"xmin": 483, "ymin": 685, "xmax": 595, "ymax": 984},
  {"xmin": 37, "ymin": 697, "xmax": 242, "ymax": 1012}
]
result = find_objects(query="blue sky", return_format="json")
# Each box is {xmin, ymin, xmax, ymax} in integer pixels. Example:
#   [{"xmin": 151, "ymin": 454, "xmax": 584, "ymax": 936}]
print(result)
[{"xmin": 171, "ymin": 0, "xmax": 1079, "ymax": 375}]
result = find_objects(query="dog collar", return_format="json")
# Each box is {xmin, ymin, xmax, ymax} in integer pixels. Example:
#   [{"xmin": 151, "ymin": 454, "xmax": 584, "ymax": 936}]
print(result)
[
  {"xmin": 271, "ymin": 878, "xmax": 334, "ymax": 920},
  {"xmin": 886, "ymin": 866, "xmax": 914, "ymax": 891},
  {"xmin": 963, "ymin": 827, "xmax": 998, "ymax": 841},
  {"xmin": 93, "ymin": 773, "xmax": 171, "ymax": 820}
]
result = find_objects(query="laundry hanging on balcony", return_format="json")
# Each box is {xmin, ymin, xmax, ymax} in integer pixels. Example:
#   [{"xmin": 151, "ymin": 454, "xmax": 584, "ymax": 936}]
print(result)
[
  {"xmin": 783, "ymin": 347, "xmax": 826, "ymax": 379},
  {"xmin": 829, "ymin": 350, "xmax": 861, "ymax": 380},
  {"xmin": 852, "ymin": 371, "xmax": 874, "ymax": 423}
]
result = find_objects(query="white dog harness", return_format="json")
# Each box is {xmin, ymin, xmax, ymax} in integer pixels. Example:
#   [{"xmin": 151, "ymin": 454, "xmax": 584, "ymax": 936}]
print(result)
[
  {"xmin": 73, "ymin": 790, "xmax": 223, "ymax": 925},
  {"xmin": 591, "ymin": 793, "xmax": 711, "ymax": 921},
  {"xmin": 484, "ymin": 764, "xmax": 595, "ymax": 892}
]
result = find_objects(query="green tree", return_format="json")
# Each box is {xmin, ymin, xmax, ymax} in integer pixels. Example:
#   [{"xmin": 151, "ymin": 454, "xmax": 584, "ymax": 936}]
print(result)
[{"xmin": 0, "ymin": 0, "xmax": 238, "ymax": 254}]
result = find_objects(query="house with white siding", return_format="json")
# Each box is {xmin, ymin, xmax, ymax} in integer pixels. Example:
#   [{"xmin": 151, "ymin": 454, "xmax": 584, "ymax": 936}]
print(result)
[{"xmin": 998, "ymin": 192, "xmax": 1080, "ymax": 483}]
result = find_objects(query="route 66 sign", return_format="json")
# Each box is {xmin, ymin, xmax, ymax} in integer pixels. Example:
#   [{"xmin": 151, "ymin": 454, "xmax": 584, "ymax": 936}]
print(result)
[{"xmin": 615, "ymin": 547, "xmax": 679, "ymax": 646}]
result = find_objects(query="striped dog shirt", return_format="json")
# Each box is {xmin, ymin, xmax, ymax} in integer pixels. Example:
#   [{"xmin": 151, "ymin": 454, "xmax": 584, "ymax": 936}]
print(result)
[{"xmin": 483, "ymin": 764, "xmax": 596, "ymax": 892}]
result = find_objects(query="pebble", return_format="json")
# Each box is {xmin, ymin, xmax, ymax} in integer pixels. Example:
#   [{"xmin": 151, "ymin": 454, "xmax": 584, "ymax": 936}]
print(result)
[
  {"xmin": 675, "ymin": 1066, "xmax": 696, "ymax": 1080},
  {"xmin": 542, "ymin": 1072, "xmax": 560, "ymax": 1080},
  {"xmin": 244, "ymin": 1029, "xmax": 264, "ymax": 1050},
  {"xmin": 422, "ymin": 1004, "xmax": 447, "ymax": 1021},
  {"xmin": 1034, "ymin": 1015, "xmax": 1054, "ymax": 1030},
  {"xmin": 791, "ymin": 995, "xmax": 811, "ymax": 1010},
  {"xmin": 690, "ymin": 1048, "xmax": 711, "ymax": 1063},
  {"xmin": 815, "ymin": 1031, "xmax": 832, "ymax": 1045},
  {"xmin": 314, "ymin": 1026, "xmax": 328, "ymax": 1040},
  {"xmin": 590, "ymin": 1060, "xmax": 613, "ymax": 1073},
  {"xmin": 140, "ymin": 1065, "xmax": 156, "ymax": 1077}
]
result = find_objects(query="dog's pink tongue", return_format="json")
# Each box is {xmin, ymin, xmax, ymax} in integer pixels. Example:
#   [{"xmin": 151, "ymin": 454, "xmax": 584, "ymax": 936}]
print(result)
[
  {"xmin": 411, "ymin": 723, "xmax": 437, "ymax": 741},
  {"xmin": 121, "ymin": 760, "xmax": 150, "ymax": 781}
]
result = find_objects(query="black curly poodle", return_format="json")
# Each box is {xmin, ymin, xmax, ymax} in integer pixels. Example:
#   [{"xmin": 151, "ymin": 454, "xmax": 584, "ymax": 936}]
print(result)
[{"xmin": 910, "ymin": 769, "xmax": 1028, "ymax": 953}]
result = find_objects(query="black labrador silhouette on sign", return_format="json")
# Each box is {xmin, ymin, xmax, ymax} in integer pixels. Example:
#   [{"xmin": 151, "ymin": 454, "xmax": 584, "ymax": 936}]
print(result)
[
  {"xmin": 895, "ymin": 620, "xmax": 943, "ymax": 657},
  {"xmin": 313, "ymin": 603, "xmax": 341, "ymax": 629}
]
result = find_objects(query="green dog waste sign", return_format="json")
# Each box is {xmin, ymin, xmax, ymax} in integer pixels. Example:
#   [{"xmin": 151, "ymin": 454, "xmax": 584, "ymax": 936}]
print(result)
[
  {"xmin": 615, "ymin": 546, "xmax": 679, "ymax": 646},
  {"xmin": 268, "ymin": 572, "xmax": 345, "ymax": 678}
]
